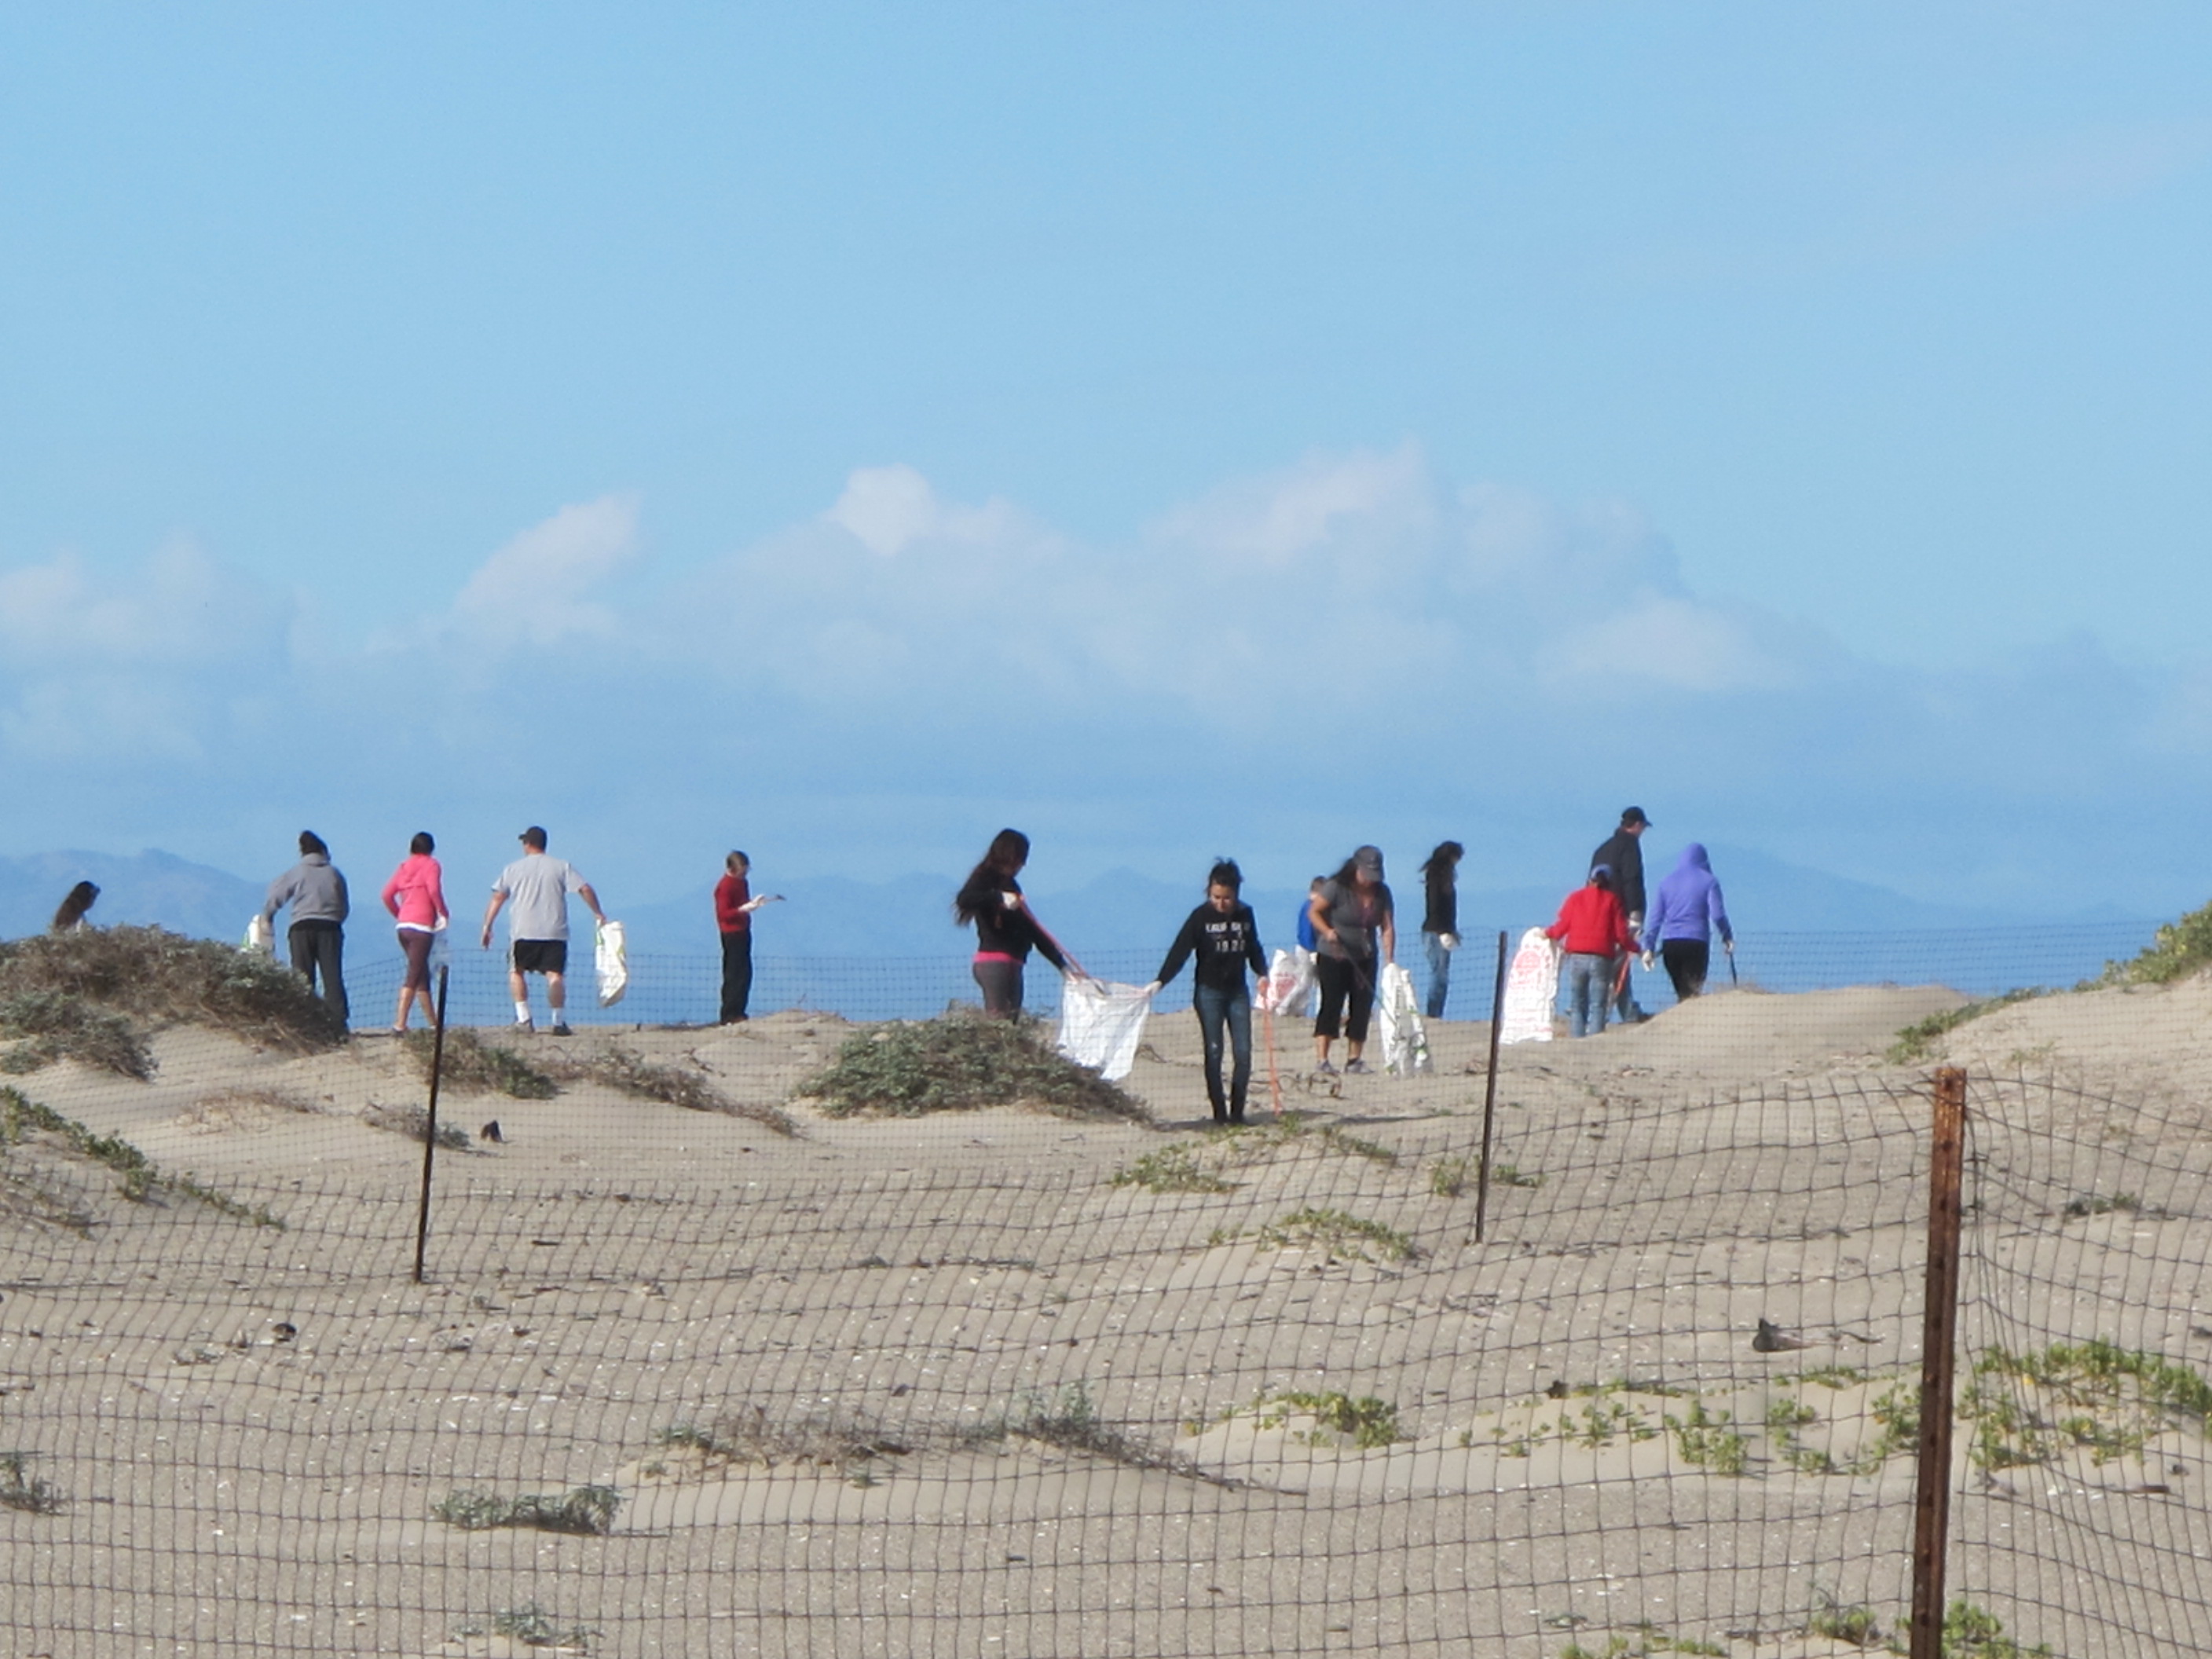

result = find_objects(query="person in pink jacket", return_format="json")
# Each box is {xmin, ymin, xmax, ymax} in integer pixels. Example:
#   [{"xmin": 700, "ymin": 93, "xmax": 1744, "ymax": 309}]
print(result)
[{"xmin": 380, "ymin": 832, "xmax": 450, "ymax": 1034}]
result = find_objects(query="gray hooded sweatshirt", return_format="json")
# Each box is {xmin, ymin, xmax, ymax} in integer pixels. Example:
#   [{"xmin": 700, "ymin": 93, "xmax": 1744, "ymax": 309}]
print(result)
[{"xmin": 263, "ymin": 854, "xmax": 350, "ymax": 928}]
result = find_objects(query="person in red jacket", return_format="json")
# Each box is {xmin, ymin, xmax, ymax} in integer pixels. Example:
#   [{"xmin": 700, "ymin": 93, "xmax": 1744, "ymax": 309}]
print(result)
[
  {"xmin": 1545, "ymin": 865, "xmax": 1635, "ymax": 1038},
  {"xmin": 715, "ymin": 851, "xmax": 775, "ymax": 1024}
]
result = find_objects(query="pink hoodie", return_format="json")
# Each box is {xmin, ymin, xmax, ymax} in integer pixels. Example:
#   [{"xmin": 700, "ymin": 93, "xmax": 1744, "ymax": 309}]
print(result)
[{"xmin": 382, "ymin": 855, "xmax": 449, "ymax": 929}]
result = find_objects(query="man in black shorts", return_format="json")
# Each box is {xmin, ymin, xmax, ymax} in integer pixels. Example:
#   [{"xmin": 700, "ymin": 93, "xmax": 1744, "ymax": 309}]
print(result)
[{"xmin": 481, "ymin": 826, "xmax": 607, "ymax": 1035}]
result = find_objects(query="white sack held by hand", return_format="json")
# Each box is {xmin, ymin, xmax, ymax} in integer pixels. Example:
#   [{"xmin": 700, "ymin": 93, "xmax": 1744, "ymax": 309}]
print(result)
[
  {"xmin": 1056, "ymin": 979, "xmax": 1152, "ymax": 1082},
  {"xmin": 595, "ymin": 920, "xmax": 629, "ymax": 1009}
]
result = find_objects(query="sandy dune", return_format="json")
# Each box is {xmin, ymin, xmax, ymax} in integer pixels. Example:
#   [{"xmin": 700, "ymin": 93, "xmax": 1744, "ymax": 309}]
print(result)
[{"xmin": 4, "ymin": 978, "xmax": 2209, "ymax": 1657}]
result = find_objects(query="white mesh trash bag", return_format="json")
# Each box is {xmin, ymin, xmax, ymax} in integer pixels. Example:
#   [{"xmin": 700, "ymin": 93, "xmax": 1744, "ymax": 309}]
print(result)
[{"xmin": 1376, "ymin": 961, "xmax": 1431, "ymax": 1075}]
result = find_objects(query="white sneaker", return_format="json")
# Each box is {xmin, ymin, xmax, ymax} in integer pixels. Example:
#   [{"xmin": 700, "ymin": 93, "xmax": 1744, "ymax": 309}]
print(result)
[{"xmin": 514, "ymin": 1016, "xmax": 533, "ymax": 1032}]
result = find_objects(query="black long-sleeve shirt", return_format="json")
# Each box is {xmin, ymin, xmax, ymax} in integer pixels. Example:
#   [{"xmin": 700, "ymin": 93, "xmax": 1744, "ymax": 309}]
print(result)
[
  {"xmin": 958, "ymin": 874, "xmax": 1068, "ymax": 969},
  {"xmin": 1590, "ymin": 831, "xmax": 1647, "ymax": 921},
  {"xmin": 1154, "ymin": 902, "xmax": 1266, "ymax": 994},
  {"xmin": 1422, "ymin": 864, "xmax": 1457, "ymax": 935}
]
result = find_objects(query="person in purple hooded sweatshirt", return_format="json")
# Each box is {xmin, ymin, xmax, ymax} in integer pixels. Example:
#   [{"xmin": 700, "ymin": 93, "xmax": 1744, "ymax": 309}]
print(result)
[{"xmin": 1639, "ymin": 843, "xmax": 1734, "ymax": 1002}]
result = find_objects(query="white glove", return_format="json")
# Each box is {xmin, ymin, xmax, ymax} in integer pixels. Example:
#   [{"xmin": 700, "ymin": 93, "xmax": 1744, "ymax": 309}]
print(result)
[
  {"xmin": 1440, "ymin": 933, "xmax": 1459, "ymax": 951},
  {"xmin": 1001, "ymin": 891, "xmax": 1021, "ymax": 910},
  {"xmin": 1142, "ymin": 980, "xmax": 1162, "ymax": 996}
]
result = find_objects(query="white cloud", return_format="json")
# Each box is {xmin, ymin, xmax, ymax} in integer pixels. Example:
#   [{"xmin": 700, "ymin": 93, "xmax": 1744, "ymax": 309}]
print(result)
[
  {"xmin": 823, "ymin": 464, "xmax": 1025, "ymax": 558},
  {"xmin": 0, "ymin": 540, "xmax": 284, "ymax": 667},
  {"xmin": 446, "ymin": 494, "xmax": 643, "ymax": 648},
  {"xmin": 1542, "ymin": 596, "xmax": 1795, "ymax": 693},
  {"xmin": 2, "ymin": 452, "xmax": 2204, "ymax": 918},
  {"xmin": 1148, "ymin": 443, "xmax": 1434, "ymax": 566}
]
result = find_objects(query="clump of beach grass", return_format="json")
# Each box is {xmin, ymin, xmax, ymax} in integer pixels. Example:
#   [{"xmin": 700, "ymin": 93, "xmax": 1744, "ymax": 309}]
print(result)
[
  {"xmin": 1887, "ymin": 989, "xmax": 2044, "ymax": 1064},
  {"xmin": 431, "ymin": 1484, "xmax": 621, "ymax": 1535},
  {"xmin": 2092, "ymin": 897, "xmax": 2212, "ymax": 987},
  {"xmin": 405, "ymin": 1028, "xmax": 558, "ymax": 1099},
  {"xmin": 0, "ymin": 1086, "xmax": 283, "ymax": 1226},
  {"xmin": 0, "ymin": 1451, "xmax": 64, "ymax": 1514},
  {"xmin": 555, "ymin": 1045, "xmax": 795, "ymax": 1136},
  {"xmin": 1211, "ymin": 1206, "xmax": 1415, "ymax": 1263},
  {"xmin": 0, "ymin": 925, "xmax": 346, "ymax": 1065},
  {"xmin": 796, "ymin": 1012, "xmax": 1148, "ymax": 1123}
]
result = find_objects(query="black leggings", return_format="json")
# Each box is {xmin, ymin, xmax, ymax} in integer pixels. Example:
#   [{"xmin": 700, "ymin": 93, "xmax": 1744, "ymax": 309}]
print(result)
[
  {"xmin": 1661, "ymin": 939, "xmax": 1710, "ymax": 1001},
  {"xmin": 1313, "ymin": 953, "xmax": 1375, "ymax": 1042}
]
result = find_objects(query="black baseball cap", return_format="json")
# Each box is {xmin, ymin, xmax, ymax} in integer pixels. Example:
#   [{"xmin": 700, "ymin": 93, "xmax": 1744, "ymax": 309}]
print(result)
[
  {"xmin": 1621, "ymin": 807, "xmax": 1650, "ymax": 827},
  {"xmin": 519, "ymin": 826, "xmax": 548, "ymax": 849}
]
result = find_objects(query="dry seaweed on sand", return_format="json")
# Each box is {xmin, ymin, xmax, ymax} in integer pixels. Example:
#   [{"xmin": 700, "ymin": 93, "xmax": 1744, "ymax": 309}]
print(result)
[
  {"xmin": 793, "ymin": 1011, "xmax": 1150, "ymax": 1122},
  {"xmin": 0, "ymin": 925, "xmax": 346, "ymax": 1055}
]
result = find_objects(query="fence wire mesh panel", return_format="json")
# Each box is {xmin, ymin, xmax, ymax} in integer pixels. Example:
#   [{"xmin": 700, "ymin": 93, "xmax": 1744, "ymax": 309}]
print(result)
[
  {"xmin": 1948, "ymin": 1071, "xmax": 2212, "ymax": 1659},
  {"xmin": 4, "ymin": 936, "xmax": 2212, "ymax": 1657}
]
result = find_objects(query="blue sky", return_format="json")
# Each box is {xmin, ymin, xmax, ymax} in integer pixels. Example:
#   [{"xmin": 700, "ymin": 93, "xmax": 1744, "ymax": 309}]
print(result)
[{"xmin": 2, "ymin": 5, "xmax": 2208, "ymax": 917}]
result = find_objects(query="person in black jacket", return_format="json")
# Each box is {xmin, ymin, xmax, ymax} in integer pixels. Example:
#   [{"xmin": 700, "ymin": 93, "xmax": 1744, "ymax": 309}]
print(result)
[
  {"xmin": 954, "ymin": 828, "xmax": 1084, "ymax": 1016},
  {"xmin": 1419, "ymin": 840, "xmax": 1463, "ymax": 1020},
  {"xmin": 1590, "ymin": 808, "xmax": 1651, "ymax": 1025},
  {"xmin": 1148, "ymin": 859, "xmax": 1268, "ymax": 1123}
]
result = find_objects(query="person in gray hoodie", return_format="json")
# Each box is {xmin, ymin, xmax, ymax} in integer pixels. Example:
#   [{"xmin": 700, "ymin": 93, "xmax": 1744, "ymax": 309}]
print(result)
[{"xmin": 263, "ymin": 831, "xmax": 350, "ymax": 1025}]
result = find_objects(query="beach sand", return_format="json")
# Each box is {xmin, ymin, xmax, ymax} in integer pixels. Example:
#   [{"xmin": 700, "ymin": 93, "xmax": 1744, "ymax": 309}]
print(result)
[{"xmin": 4, "ymin": 978, "xmax": 2210, "ymax": 1656}]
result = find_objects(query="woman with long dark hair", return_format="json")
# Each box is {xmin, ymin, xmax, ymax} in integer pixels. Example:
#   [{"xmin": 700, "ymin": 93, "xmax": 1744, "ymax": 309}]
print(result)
[
  {"xmin": 954, "ymin": 828, "xmax": 1083, "ymax": 1016},
  {"xmin": 1148, "ymin": 859, "xmax": 1266, "ymax": 1123},
  {"xmin": 380, "ymin": 832, "xmax": 449, "ymax": 1034},
  {"xmin": 50, "ymin": 881, "xmax": 98, "ymax": 933},
  {"xmin": 1306, "ymin": 844, "xmax": 1395, "ymax": 1074},
  {"xmin": 1419, "ymin": 840, "xmax": 1464, "ymax": 1020}
]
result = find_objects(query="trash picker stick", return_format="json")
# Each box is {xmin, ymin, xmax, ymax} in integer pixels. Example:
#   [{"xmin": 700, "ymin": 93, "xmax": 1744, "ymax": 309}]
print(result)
[
  {"xmin": 1474, "ymin": 930, "xmax": 1507, "ymax": 1243},
  {"xmin": 1262, "ymin": 995, "xmax": 1284, "ymax": 1117}
]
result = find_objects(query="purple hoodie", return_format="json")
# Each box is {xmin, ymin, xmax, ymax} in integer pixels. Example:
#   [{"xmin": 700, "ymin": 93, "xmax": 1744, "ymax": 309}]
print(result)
[{"xmin": 1642, "ymin": 844, "xmax": 1733, "ymax": 950}]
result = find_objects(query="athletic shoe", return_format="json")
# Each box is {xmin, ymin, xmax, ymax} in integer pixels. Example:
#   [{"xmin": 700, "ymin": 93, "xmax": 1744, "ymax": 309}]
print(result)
[
  {"xmin": 1344, "ymin": 1059, "xmax": 1370, "ymax": 1075},
  {"xmin": 1313, "ymin": 1060, "xmax": 1338, "ymax": 1076},
  {"xmin": 513, "ymin": 1016, "xmax": 533, "ymax": 1032},
  {"xmin": 549, "ymin": 1022, "xmax": 573, "ymax": 1037}
]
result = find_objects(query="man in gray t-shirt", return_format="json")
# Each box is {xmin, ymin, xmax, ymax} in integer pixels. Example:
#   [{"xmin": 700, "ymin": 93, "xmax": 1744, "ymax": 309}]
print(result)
[{"xmin": 481, "ymin": 826, "xmax": 606, "ymax": 1035}]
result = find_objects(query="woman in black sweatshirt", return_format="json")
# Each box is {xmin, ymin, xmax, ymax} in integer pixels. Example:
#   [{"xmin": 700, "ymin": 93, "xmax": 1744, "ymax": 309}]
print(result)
[
  {"xmin": 954, "ymin": 828, "xmax": 1082, "ymax": 1016},
  {"xmin": 1148, "ymin": 859, "xmax": 1268, "ymax": 1123}
]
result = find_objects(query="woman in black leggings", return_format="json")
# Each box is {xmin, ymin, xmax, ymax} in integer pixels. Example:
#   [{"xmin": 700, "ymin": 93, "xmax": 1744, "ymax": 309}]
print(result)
[{"xmin": 1307, "ymin": 845, "xmax": 1396, "ymax": 1075}]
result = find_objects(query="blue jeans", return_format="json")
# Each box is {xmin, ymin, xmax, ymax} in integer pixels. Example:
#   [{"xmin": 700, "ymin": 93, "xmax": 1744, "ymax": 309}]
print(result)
[
  {"xmin": 1194, "ymin": 985, "xmax": 1254, "ymax": 1120},
  {"xmin": 1563, "ymin": 953, "xmax": 1613, "ymax": 1038},
  {"xmin": 1423, "ymin": 931, "xmax": 1452, "ymax": 1020}
]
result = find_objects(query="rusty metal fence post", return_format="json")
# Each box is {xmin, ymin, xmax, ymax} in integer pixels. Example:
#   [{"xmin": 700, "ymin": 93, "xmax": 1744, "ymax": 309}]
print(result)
[
  {"xmin": 1909, "ymin": 1066, "xmax": 1968, "ymax": 1657},
  {"xmin": 1474, "ymin": 930, "xmax": 1508, "ymax": 1241},
  {"xmin": 412, "ymin": 965, "xmax": 452, "ymax": 1284}
]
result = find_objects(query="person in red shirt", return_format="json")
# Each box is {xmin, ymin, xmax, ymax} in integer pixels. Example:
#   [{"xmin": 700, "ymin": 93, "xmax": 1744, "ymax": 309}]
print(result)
[
  {"xmin": 1545, "ymin": 865, "xmax": 1635, "ymax": 1038},
  {"xmin": 715, "ymin": 851, "xmax": 775, "ymax": 1024}
]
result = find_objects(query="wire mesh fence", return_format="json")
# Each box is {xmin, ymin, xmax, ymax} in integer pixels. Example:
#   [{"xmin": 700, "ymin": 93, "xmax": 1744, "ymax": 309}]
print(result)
[
  {"xmin": 3, "ymin": 933, "xmax": 2210, "ymax": 1657},
  {"xmin": 331, "ymin": 921, "xmax": 2155, "ymax": 1030}
]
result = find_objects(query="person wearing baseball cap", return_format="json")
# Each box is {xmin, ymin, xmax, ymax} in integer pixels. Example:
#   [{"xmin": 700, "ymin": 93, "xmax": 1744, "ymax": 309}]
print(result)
[
  {"xmin": 1591, "ymin": 808, "xmax": 1652, "ymax": 1024},
  {"xmin": 1306, "ymin": 844, "xmax": 1396, "ymax": 1074}
]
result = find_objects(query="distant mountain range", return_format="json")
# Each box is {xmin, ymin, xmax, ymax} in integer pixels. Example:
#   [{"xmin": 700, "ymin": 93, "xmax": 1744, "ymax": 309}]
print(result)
[{"xmin": 0, "ymin": 845, "xmax": 2164, "ymax": 961}]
